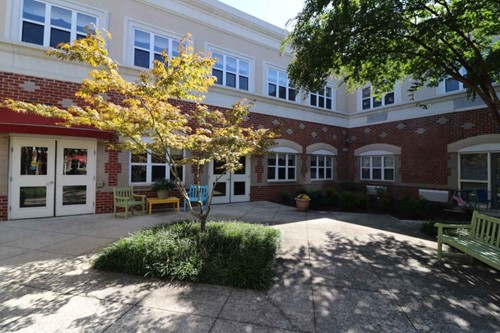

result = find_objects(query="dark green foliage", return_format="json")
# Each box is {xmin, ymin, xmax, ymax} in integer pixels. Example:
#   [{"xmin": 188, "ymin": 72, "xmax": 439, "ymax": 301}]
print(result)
[
  {"xmin": 398, "ymin": 196, "xmax": 429, "ymax": 219},
  {"xmin": 93, "ymin": 220, "xmax": 280, "ymax": 290},
  {"xmin": 307, "ymin": 190, "xmax": 332, "ymax": 208},
  {"xmin": 337, "ymin": 191, "xmax": 369, "ymax": 211},
  {"xmin": 378, "ymin": 192, "xmax": 397, "ymax": 213},
  {"xmin": 338, "ymin": 181, "xmax": 366, "ymax": 193},
  {"xmin": 278, "ymin": 190, "xmax": 293, "ymax": 203}
]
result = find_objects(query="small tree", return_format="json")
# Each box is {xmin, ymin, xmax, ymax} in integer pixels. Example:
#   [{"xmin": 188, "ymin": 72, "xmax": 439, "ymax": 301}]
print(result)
[
  {"xmin": 3, "ymin": 29, "xmax": 275, "ymax": 231},
  {"xmin": 284, "ymin": 0, "xmax": 500, "ymax": 120}
]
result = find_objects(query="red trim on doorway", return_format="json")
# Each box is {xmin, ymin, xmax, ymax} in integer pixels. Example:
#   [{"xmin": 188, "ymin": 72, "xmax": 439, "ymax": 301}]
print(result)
[{"xmin": 0, "ymin": 107, "xmax": 113, "ymax": 139}]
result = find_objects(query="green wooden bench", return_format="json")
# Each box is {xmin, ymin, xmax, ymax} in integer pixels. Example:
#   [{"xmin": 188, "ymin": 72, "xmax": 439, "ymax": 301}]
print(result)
[
  {"xmin": 435, "ymin": 211, "xmax": 500, "ymax": 270},
  {"xmin": 113, "ymin": 187, "xmax": 146, "ymax": 219}
]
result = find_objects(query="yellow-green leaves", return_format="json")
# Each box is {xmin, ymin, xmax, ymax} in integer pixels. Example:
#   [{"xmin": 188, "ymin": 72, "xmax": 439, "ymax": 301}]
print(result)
[{"xmin": 2, "ymin": 29, "xmax": 276, "ymax": 224}]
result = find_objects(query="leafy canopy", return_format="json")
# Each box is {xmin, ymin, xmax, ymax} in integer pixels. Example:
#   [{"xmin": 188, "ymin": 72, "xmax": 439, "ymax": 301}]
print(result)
[
  {"xmin": 285, "ymin": 0, "xmax": 500, "ymax": 119},
  {"xmin": 3, "ymin": 29, "xmax": 275, "ymax": 229}
]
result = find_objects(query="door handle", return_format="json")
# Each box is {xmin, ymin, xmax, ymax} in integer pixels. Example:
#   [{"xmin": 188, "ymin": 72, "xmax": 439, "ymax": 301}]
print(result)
[{"xmin": 46, "ymin": 181, "xmax": 54, "ymax": 185}]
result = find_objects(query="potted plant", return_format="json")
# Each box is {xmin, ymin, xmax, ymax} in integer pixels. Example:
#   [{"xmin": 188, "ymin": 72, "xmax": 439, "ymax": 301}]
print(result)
[
  {"xmin": 151, "ymin": 178, "xmax": 176, "ymax": 199},
  {"xmin": 295, "ymin": 193, "xmax": 311, "ymax": 211}
]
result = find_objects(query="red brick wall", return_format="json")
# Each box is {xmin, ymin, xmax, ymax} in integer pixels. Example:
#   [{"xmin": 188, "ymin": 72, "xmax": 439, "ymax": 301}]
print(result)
[
  {"xmin": 2, "ymin": 70, "xmax": 500, "ymax": 214},
  {"xmin": 0, "ymin": 196, "xmax": 7, "ymax": 221},
  {"xmin": 349, "ymin": 108, "xmax": 500, "ymax": 187}
]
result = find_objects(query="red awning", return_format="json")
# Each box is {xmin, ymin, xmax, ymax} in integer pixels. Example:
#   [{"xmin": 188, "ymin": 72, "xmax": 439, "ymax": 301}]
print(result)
[{"xmin": 0, "ymin": 107, "xmax": 113, "ymax": 139}]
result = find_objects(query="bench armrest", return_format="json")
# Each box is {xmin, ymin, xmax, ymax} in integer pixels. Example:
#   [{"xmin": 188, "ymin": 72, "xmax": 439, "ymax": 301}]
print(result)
[
  {"xmin": 433, "ymin": 223, "xmax": 472, "ymax": 229},
  {"xmin": 132, "ymin": 194, "xmax": 146, "ymax": 200}
]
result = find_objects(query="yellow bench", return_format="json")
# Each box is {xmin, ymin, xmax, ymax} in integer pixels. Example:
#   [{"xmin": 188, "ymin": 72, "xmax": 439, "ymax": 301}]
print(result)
[{"xmin": 147, "ymin": 197, "xmax": 180, "ymax": 215}]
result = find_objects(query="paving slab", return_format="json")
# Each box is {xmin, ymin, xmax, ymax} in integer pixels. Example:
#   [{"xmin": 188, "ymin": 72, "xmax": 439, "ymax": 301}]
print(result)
[
  {"xmin": 139, "ymin": 282, "xmax": 232, "ymax": 317},
  {"xmin": 40, "ymin": 235, "xmax": 116, "ymax": 256},
  {"xmin": 313, "ymin": 285, "xmax": 418, "ymax": 333},
  {"xmin": 211, "ymin": 319, "xmax": 301, "ymax": 333},
  {"xmin": 2, "ymin": 231, "xmax": 79, "ymax": 250},
  {"xmin": 104, "ymin": 306, "xmax": 215, "ymax": 333},
  {"xmin": 0, "ymin": 283, "xmax": 61, "ymax": 327},
  {"xmin": 219, "ymin": 285, "xmax": 315, "ymax": 332},
  {"xmin": 0, "ymin": 255, "xmax": 94, "ymax": 294},
  {"xmin": 396, "ymin": 292, "xmax": 500, "ymax": 333},
  {"xmin": 0, "ymin": 245, "xmax": 30, "ymax": 261},
  {"xmin": 2, "ymin": 294, "xmax": 132, "ymax": 333},
  {"xmin": 0, "ymin": 250, "xmax": 70, "ymax": 267}
]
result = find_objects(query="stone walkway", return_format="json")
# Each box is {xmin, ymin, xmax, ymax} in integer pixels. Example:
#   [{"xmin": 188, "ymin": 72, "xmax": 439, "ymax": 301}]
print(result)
[{"xmin": 0, "ymin": 202, "xmax": 499, "ymax": 332}]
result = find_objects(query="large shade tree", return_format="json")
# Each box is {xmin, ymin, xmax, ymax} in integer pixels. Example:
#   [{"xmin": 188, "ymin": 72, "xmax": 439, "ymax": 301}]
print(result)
[
  {"xmin": 3, "ymin": 30, "xmax": 275, "ymax": 231},
  {"xmin": 285, "ymin": 0, "xmax": 500, "ymax": 120}
]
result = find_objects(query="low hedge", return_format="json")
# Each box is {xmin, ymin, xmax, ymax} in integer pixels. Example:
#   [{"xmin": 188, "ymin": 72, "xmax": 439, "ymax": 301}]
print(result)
[{"xmin": 93, "ymin": 220, "xmax": 281, "ymax": 290}]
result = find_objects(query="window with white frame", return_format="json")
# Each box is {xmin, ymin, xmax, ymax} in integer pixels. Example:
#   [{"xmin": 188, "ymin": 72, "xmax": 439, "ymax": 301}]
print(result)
[
  {"xmin": 267, "ymin": 153, "xmax": 297, "ymax": 181},
  {"xmin": 443, "ymin": 67, "xmax": 467, "ymax": 93},
  {"xmin": 267, "ymin": 68, "xmax": 296, "ymax": 101},
  {"xmin": 130, "ymin": 150, "xmax": 184, "ymax": 185},
  {"xmin": 133, "ymin": 28, "xmax": 180, "ymax": 68},
  {"xmin": 459, "ymin": 153, "xmax": 488, "ymax": 192},
  {"xmin": 310, "ymin": 86, "xmax": 334, "ymax": 110},
  {"xmin": 21, "ymin": 0, "xmax": 97, "ymax": 47},
  {"xmin": 310, "ymin": 155, "xmax": 334, "ymax": 180},
  {"xmin": 211, "ymin": 52, "xmax": 249, "ymax": 90},
  {"xmin": 360, "ymin": 155, "xmax": 394, "ymax": 181},
  {"xmin": 361, "ymin": 86, "xmax": 394, "ymax": 110}
]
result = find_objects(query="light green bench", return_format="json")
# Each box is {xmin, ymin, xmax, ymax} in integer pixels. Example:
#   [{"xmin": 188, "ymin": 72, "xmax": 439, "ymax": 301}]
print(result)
[
  {"xmin": 435, "ymin": 211, "xmax": 500, "ymax": 270},
  {"xmin": 113, "ymin": 187, "xmax": 146, "ymax": 219}
]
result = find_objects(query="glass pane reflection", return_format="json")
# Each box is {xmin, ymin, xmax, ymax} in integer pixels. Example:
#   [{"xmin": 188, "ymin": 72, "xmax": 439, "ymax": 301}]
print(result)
[
  {"xmin": 63, "ymin": 186, "xmax": 86, "ymax": 205},
  {"xmin": 20, "ymin": 186, "xmax": 46, "ymax": 208},
  {"xmin": 63, "ymin": 148, "xmax": 87, "ymax": 175},
  {"xmin": 20, "ymin": 146, "xmax": 48, "ymax": 175}
]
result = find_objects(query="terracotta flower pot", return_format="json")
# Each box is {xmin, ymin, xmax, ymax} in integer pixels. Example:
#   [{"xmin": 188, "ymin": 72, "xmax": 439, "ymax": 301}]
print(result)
[{"xmin": 295, "ymin": 198, "xmax": 310, "ymax": 211}]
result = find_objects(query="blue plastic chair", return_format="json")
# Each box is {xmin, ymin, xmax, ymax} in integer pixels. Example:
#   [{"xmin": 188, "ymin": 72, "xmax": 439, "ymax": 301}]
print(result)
[
  {"xmin": 184, "ymin": 185, "xmax": 209, "ymax": 211},
  {"xmin": 475, "ymin": 189, "xmax": 491, "ymax": 210}
]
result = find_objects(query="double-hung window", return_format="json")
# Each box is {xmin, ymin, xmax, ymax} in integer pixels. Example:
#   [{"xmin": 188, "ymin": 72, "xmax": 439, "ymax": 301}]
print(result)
[
  {"xmin": 310, "ymin": 155, "xmax": 334, "ymax": 180},
  {"xmin": 361, "ymin": 86, "xmax": 394, "ymax": 110},
  {"xmin": 133, "ymin": 29, "xmax": 180, "ymax": 68},
  {"xmin": 211, "ymin": 52, "xmax": 249, "ymax": 90},
  {"xmin": 130, "ymin": 150, "xmax": 184, "ymax": 185},
  {"xmin": 361, "ymin": 155, "xmax": 394, "ymax": 181},
  {"xmin": 268, "ymin": 68, "xmax": 296, "ymax": 101},
  {"xmin": 443, "ymin": 67, "xmax": 466, "ymax": 93},
  {"xmin": 267, "ymin": 153, "xmax": 296, "ymax": 181},
  {"xmin": 310, "ymin": 86, "xmax": 334, "ymax": 110},
  {"xmin": 21, "ymin": 0, "xmax": 97, "ymax": 48}
]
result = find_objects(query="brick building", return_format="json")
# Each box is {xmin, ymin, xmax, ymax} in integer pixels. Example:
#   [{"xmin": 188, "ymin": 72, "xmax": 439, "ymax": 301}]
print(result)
[{"xmin": 0, "ymin": 0, "xmax": 499, "ymax": 220}]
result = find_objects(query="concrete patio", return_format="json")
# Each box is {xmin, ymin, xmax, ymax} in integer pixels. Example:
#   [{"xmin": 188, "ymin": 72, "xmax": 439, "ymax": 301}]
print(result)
[{"xmin": 0, "ymin": 201, "xmax": 499, "ymax": 332}]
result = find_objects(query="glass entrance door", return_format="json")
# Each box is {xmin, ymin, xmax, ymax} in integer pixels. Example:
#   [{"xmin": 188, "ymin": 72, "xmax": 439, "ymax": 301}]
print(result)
[
  {"xmin": 10, "ymin": 138, "xmax": 56, "ymax": 219},
  {"xmin": 9, "ymin": 138, "xmax": 96, "ymax": 219},
  {"xmin": 55, "ymin": 140, "xmax": 96, "ymax": 216},
  {"xmin": 209, "ymin": 156, "xmax": 250, "ymax": 204}
]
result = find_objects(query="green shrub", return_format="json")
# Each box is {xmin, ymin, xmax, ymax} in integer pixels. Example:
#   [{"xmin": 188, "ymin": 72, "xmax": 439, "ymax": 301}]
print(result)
[
  {"xmin": 93, "ymin": 220, "xmax": 280, "ymax": 290},
  {"xmin": 337, "ymin": 191, "xmax": 369, "ymax": 211},
  {"xmin": 278, "ymin": 190, "xmax": 292, "ymax": 203},
  {"xmin": 308, "ymin": 190, "xmax": 330, "ymax": 208},
  {"xmin": 378, "ymin": 192, "xmax": 397, "ymax": 213},
  {"xmin": 398, "ymin": 196, "xmax": 428, "ymax": 219},
  {"xmin": 338, "ymin": 181, "xmax": 366, "ymax": 193}
]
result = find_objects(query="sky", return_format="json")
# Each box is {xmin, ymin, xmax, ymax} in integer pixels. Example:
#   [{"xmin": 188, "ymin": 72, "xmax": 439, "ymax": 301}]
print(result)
[{"xmin": 217, "ymin": 0, "xmax": 305, "ymax": 30}]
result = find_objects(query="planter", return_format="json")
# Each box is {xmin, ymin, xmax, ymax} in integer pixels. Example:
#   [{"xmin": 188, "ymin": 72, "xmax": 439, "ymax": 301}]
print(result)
[
  {"xmin": 295, "ymin": 198, "xmax": 311, "ymax": 211},
  {"xmin": 156, "ymin": 190, "xmax": 169, "ymax": 199}
]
